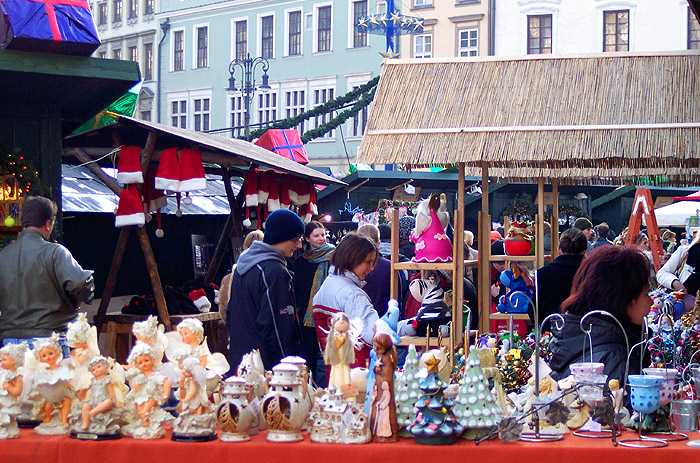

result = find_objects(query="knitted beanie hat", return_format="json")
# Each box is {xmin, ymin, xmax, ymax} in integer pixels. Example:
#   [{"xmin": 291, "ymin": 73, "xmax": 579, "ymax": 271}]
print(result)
[
  {"xmin": 263, "ymin": 209, "xmax": 305, "ymax": 245},
  {"xmin": 399, "ymin": 215, "xmax": 416, "ymax": 240},
  {"xmin": 574, "ymin": 217, "xmax": 593, "ymax": 231}
]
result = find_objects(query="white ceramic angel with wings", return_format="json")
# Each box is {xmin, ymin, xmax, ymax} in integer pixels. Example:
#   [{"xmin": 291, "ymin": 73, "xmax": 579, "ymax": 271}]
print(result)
[
  {"xmin": 0, "ymin": 343, "xmax": 29, "ymax": 438},
  {"xmin": 31, "ymin": 334, "xmax": 75, "ymax": 434},
  {"xmin": 126, "ymin": 316, "xmax": 178, "ymax": 384},
  {"xmin": 66, "ymin": 313, "xmax": 100, "ymax": 400}
]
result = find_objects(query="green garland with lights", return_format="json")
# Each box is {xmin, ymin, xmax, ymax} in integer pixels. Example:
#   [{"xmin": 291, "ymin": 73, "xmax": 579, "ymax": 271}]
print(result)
[
  {"xmin": 499, "ymin": 202, "xmax": 536, "ymax": 221},
  {"xmin": 0, "ymin": 146, "xmax": 43, "ymax": 195},
  {"xmin": 375, "ymin": 199, "xmax": 418, "ymax": 224},
  {"xmin": 245, "ymin": 76, "xmax": 380, "ymax": 142}
]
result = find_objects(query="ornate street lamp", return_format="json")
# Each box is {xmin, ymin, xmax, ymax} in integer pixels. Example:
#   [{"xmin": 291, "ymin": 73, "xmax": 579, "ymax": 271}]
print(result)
[{"xmin": 226, "ymin": 53, "xmax": 271, "ymax": 140}]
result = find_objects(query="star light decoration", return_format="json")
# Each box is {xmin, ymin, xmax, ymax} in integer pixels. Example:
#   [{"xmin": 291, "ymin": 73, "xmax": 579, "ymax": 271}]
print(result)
[{"xmin": 357, "ymin": 5, "xmax": 425, "ymax": 57}]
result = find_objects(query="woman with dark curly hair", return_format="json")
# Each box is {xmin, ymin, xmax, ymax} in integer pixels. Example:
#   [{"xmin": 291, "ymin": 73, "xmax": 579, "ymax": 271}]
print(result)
[{"xmin": 549, "ymin": 246, "xmax": 652, "ymax": 383}]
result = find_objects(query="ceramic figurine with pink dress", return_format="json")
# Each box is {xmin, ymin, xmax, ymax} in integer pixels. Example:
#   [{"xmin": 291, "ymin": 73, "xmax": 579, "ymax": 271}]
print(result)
[
  {"xmin": 165, "ymin": 318, "xmax": 229, "ymax": 395},
  {"xmin": 0, "ymin": 343, "xmax": 29, "ymax": 438},
  {"xmin": 32, "ymin": 334, "xmax": 75, "ymax": 435},
  {"xmin": 123, "ymin": 343, "xmax": 173, "ymax": 439},
  {"xmin": 172, "ymin": 358, "xmax": 217, "ymax": 441},
  {"xmin": 411, "ymin": 194, "xmax": 453, "ymax": 262}
]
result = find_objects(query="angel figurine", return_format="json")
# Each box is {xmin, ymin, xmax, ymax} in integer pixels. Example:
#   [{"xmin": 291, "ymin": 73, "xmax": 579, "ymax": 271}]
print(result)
[
  {"xmin": 123, "ymin": 343, "xmax": 173, "ymax": 439},
  {"xmin": 324, "ymin": 312, "xmax": 355, "ymax": 393},
  {"xmin": 172, "ymin": 358, "xmax": 216, "ymax": 441},
  {"xmin": 0, "ymin": 343, "xmax": 28, "ymax": 438},
  {"xmin": 73, "ymin": 356, "xmax": 127, "ymax": 439},
  {"xmin": 165, "ymin": 318, "xmax": 229, "ymax": 396},
  {"xmin": 32, "ymin": 333, "xmax": 75, "ymax": 434},
  {"xmin": 66, "ymin": 313, "xmax": 100, "ymax": 400},
  {"xmin": 126, "ymin": 316, "xmax": 178, "ymax": 386}
]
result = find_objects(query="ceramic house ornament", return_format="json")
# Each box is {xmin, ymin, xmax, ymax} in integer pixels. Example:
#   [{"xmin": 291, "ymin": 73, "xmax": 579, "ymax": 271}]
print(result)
[
  {"xmin": 308, "ymin": 387, "xmax": 371, "ymax": 444},
  {"xmin": 217, "ymin": 377, "xmax": 255, "ymax": 442},
  {"xmin": 280, "ymin": 356, "xmax": 313, "ymax": 428},
  {"xmin": 261, "ymin": 363, "xmax": 310, "ymax": 442}
]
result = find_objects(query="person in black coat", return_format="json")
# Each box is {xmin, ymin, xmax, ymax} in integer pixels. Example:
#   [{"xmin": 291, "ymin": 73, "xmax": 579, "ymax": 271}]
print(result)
[
  {"xmin": 548, "ymin": 246, "xmax": 652, "ymax": 383},
  {"xmin": 530, "ymin": 228, "xmax": 587, "ymax": 326}
]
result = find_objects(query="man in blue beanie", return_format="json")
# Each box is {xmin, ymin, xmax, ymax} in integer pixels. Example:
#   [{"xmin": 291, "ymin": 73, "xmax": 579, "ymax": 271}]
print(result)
[{"xmin": 227, "ymin": 209, "xmax": 306, "ymax": 372}]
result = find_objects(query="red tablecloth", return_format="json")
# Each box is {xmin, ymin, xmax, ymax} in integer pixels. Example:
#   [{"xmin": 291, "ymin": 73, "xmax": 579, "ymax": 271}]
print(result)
[{"xmin": 1, "ymin": 428, "xmax": 698, "ymax": 463}]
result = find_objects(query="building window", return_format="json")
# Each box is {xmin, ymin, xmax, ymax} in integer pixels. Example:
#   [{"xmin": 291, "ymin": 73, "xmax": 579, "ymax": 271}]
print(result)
[
  {"xmin": 196, "ymin": 26, "xmax": 208, "ymax": 68},
  {"xmin": 459, "ymin": 28, "xmax": 478, "ymax": 56},
  {"xmin": 257, "ymin": 92, "xmax": 277, "ymax": 128},
  {"xmin": 193, "ymin": 98, "xmax": 210, "ymax": 132},
  {"xmin": 171, "ymin": 100, "xmax": 187, "ymax": 129},
  {"xmin": 98, "ymin": 51, "xmax": 107, "ymax": 59},
  {"xmin": 143, "ymin": 43, "xmax": 153, "ymax": 80},
  {"xmin": 113, "ymin": 48, "xmax": 121, "ymax": 60},
  {"xmin": 144, "ymin": 0, "xmax": 153, "ymax": 15},
  {"xmin": 129, "ymin": 46, "xmax": 137, "ymax": 62},
  {"xmin": 689, "ymin": 9, "xmax": 700, "ymax": 49},
  {"xmin": 350, "ymin": 85, "xmax": 368, "ymax": 137},
  {"xmin": 140, "ymin": 111, "xmax": 151, "ymax": 121},
  {"xmin": 127, "ymin": 0, "xmax": 137, "ymax": 18},
  {"xmin": 235, "ymin": 20, "xmax": 247, "ymax": 60},
  {"xmin": 284, "ymin": 89, "xmax": 305, "ymax": 134},
  {"xmin": 414, "ymin": 34, "xmax": 432, "ymax": 58},
  {"xmin": 352, "ymin": 1, "xmax": 368, "ymax": 48},
  {"xmin": 173, "ymin": 30, "xmax": 184, "ymax": 71},
  {"xmin": 603, "ymin": 10, "xmax": 629, "ymax": 52},
  {"xmin": 98, "ymin": 2, "xmax": 107, "ymax": 25},
  {"xmin": 313, "ymin": 87, "xmax": 334, "ymax": 138},
  {"xmin": 261, "ymin": 15, "xmax": 274, "ymax": 59},
  {"xmin": 288, "ymin": 11, "xmax": 301, "ymax": 56},
  {"xmin": 527, "ymin": 15, "xmax": 552, "ymax": 54},
  {"xmin": 229, "ymin": 95, "xmax": 245, "ymax": 138},
  {"xmin": 414, "ymin": 0, "xmax": 432, "ymax": 6},
  {"xmin": 113, "ymin": 0, "xmax": 122, "ymax": 22},
  {"xmin": 317, "ymin": 5, "xmax": 332, "ymax": 52}
]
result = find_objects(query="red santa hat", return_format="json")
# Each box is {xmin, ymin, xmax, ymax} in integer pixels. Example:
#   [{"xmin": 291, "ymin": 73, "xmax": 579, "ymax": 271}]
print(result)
[
  {"xmin": 188, "ymin": 289, "xmax": 211, "ymax": 313},
  {"xmin": 309, "ymin": 186, "xmax": 318, "ymax": 216},
  {"xmin": 178, "ymin": 148, "xmax": 207, "ymax": 192},
  {"xmin": 141, "ymin": 168, "xmax": 167, "ymax": 237},
  {"xmin": 115, "ymin": 185, "xmax": 145, "ymax": 228},
  {"xmin": 117, "ymin": 146, "xmax": 144, "ymax": 184},
  {"xmin": 257, "ymin": 170, "xmax": 273, "ymax": 205},
  {"xmin": 280, "ymin": 177, "xmax": 292, "ymax": 210},
  {"xmin": 267, "ymin": 173, "xmax": 281, "ymax": 212},
  {"xmin": 289, "ymin": 180, "xmax": 310, "ymax": 206},
  {"xmin": 155, "ymin": 148, "xmax": 180, "ymax": 192},
  {"xmin": 242, "ymin": 169, "xmax": 260, "ymax": 228}
]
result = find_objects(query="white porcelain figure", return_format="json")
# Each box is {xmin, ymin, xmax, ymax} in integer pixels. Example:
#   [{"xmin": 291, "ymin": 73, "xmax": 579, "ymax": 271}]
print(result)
[
  {"xmin": 0, "ymin": 343, "xmax": 29, "ymax": 438},
  {"xmin": 281, "ymin": 356, "xmax": 313, "ymax": 428},
  {"xmin": 261, "ymin": 363, "xmax": 310, "ymax": 442},
  {"xmin": 32, "ymin": 334, "xmax": 74, "ymax": 435},
  {"xmin": 217, "ymin": 377, "xmax": 255, "ymax": 442},
  {"xmin": 237, "ymin": 350, "xmax": 267, "ymax": 434},
  {"xmin": 171, "ymin": 358, "xmax": 217, "ymax": 442}
]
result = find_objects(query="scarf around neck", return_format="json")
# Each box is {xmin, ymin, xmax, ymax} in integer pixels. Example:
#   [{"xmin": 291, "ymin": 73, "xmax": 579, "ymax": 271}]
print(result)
[{"xmin": 302, "ymin": 243, "xmax": 335, "ymax": 327}]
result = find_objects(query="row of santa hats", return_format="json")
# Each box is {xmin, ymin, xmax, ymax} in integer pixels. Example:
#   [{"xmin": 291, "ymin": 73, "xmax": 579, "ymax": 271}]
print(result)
[
  {"xmin": 114, "ymin": 146, "xmax": 207, "ymax": 235},
  {"xmin": 242, "ymin": 168, "xmax": 318, "ymax": 228}
]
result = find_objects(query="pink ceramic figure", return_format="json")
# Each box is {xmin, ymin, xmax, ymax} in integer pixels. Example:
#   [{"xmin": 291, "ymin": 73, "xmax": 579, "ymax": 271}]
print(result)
[{"xmin": 411, "ymin": 195, "xmax": 453, "ymax": 263}]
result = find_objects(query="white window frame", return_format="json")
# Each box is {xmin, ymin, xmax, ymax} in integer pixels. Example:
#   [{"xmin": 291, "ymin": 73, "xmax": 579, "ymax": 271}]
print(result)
[
  {"xmin": 281, "ymin": 80, "xmax": 307, "ymax": 134},
  {"xmin": 313, "ymin": 2, "xmax": 333, "ymax": 54},
  {"xmin": 170, "ymin": 27, "xmax": 185, "ymax": 72},
  {"xmin": 284, "ymin": 7, "xmax": 304, "ymax": 57},
  {"xmin": 346, "ymin": 73, "xmax": 371, "ymax": 139},
  {"xmin": 191, "ymin": 89, "xmax": 212, "ymax": 132},
  {"xmin": 192, "ymin": 24, "xmax": 209, "ymax": 69},
  {"xmin": 168, "ymin": 91, "xmax": 188, "ymax": 129},
  {"xmin": 520, "ymin": 6, "xmax": 559, "ymax": 55},
  {"xmin": 230, "ymin": 17, "xmax": 248, "ymax": 62},
  {"xmin": 414, "ymin": 0, "xmax": 433, "ymax": 7},
  {"xmin": 142, "ymin": 41, "xmax": 153, "ymax": 80},
  {"xmin": 413, "ymin": 34, "xmax": 432, "ymax": 58},
  {"xmin": 256, "ymin": 90, "xmax": 278, "ymax": 128},
  {"xmin": 348, "ymin": 0, "xmax": 368, "ymax": 49},
  {"xmin": 257, "ymin": 13, "xmax": 275, "ymax": 59},
  {"xmin": 596, "ymin": 2, "xmax": 636, "ymax": 52},
  {"xmin": 309, "ymin": 77, "xmax": 336, "ymax": 141},
  {"xmin": 228, "ymin": 91, "xmax": 246, "ymax": 139},
  {"xmin": 458, "ymin": 28, "xmax": 479, "ymax": 57}
]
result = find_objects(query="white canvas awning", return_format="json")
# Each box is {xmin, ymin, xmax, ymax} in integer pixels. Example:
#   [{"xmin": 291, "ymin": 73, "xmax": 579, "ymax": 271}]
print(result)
[{"xmin": 653, "ymin": 200, "xmax": 700, "ymax": 227}]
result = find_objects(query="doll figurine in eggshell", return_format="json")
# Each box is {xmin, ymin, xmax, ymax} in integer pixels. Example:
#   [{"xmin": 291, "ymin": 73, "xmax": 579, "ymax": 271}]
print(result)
[
  {"xmin": 324, "ymin": 312, "xmax": 356, "ymax": 394},
  {"xmin": 74, "ymin": 356, "xmax": 127, "ymax": 438},
  {"xmin": 31, "ymin": 333, "xmax": 75, "ymax": 434},
  {"xmin": 171, "ymin": 357, "xmax": 217, "ymax": 441},
  {"xmin": 123, "ymin": 343, "xmax": 173, "ymax": 439},
  {"xmin": 165, "ymin": 318, "xmax": 229, "ymax": 395},
  {"xmin": 0, "ymin": 343, "xmax": 29, "ymax": 438},
  {"xmin": 66, "ymin": 312, "xmax": 100, "ymax": 400}
]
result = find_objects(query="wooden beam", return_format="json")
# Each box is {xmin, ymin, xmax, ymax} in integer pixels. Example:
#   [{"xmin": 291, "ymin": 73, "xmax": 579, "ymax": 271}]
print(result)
[
  {"xmin": 551, "ymin": 180, "xmax": 559, "ymax": 258},
  {"xmin": 536, "ymin": 178, "xmax": 545, "ymax": 269},
  {"xmin": 94, "ymin": 227, "xmax": 131, "ymax": 329},
  {"xmin": 71, "ymin": 148, "xmax": 121, "ymax": 195},
  {"xmin": 136, "ymin": 227, "xmax": 171, "ymax": 329},
  {"xmin": 390, "ymin": 208, "xmax": 400, "ymax": 300},
  {"xmin": 141, "ymin": 131, "xmax": 158, "ymax": 175},
  {"xmin": 205, "ymin": 213, "xmax": 234, "ymax": 286}
]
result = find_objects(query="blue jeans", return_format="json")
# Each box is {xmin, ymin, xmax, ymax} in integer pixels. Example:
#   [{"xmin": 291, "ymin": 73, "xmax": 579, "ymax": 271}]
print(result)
[{"xmin": 2, "ymin": 336, "xmax": 71, "ymax": 358}]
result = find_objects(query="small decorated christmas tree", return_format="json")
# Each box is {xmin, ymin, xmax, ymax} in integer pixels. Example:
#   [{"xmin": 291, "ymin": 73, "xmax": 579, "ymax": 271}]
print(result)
[
  {"xmin": 395, "ymin": 344, "xmax": 421, "ymax": 430},
  {"xmin": 455, "ymin": 347, "xmax": 503, "ymax": 439},
  {"xmin": 408, "ymin": 354, "xmax": 463, "ymax": 445}
]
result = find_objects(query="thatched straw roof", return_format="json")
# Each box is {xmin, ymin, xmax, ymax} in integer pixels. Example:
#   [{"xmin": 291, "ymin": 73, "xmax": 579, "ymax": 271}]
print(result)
[{"xmin": 359, "ymin": 52, "xmax": 700, "ymax": 184}]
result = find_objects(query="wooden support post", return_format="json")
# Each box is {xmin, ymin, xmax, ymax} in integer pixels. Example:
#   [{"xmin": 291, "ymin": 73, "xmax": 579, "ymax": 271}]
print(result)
[
  {"xmin": 551, "ymin": 180, "xmax": 559, "ymax": 259},
  {"xmin": 390, "ymin": 208, "xmax": 400, "ymax": 300},
  {"xmin": 94, "ymin": 227, "xmax": 131, "ymax": 329},
  {"xmin": 536, "ymin": 178, "xmax": 545, "ymax": 270},
  {"xmin": 136, "ymin": 227, "xmax": 171, "ymax": 329},
  {"xmin": 478, "ymin": 161, "xmax": 491, "ymax": 335},
  {"xmin": 205, "ymin": 214, "xmax": 234, "ymax": 285},
  {"xmin": 453, "ymin": 164, "xmax": 465, "ymax": 348}
]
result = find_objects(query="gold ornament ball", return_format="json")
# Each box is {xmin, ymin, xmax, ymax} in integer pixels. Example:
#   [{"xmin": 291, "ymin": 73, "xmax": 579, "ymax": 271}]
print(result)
[{"xmin": 4, "ymin": 216, "xmax": 15, "ymax": 227}]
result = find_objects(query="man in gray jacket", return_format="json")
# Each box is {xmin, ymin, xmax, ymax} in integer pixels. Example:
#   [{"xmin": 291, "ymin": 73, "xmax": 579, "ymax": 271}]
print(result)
[{"xmin": 0, "ymin": 196, "xmax": 94, "ymax": 354}]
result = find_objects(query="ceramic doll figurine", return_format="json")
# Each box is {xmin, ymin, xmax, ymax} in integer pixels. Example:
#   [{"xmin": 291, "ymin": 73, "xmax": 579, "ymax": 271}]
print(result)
[
  {"xmin": 369, "ymin": 332, "xmax": 398, "ymax": 442},
  {"xmin": 32, "ymin": 333, "xmax": 75, "ymax": 435},
  {"xmin": 73, "ymin": 356, "xmax": 125, "ymax": 439},
  {"xmin": 324, "ymin": 312, "xmax": 355, "ymax": 394},
  {"xmin": 123, "ymin": 343, "xmax": 173, "ymax": 439},
  {"xmin": 165, "ymin": 318, "xmax": 229, "ymax": 395},
  {"xmin": 0, "ymin": 343, "xmax": 28, "ymax": 438},
  {"xmin": 66, "ymin": 313, "xmax": 100, "ymax": 401},
  {"xmin": 172, "ymin": 358, "xmax": 217, "ymax": 441}
]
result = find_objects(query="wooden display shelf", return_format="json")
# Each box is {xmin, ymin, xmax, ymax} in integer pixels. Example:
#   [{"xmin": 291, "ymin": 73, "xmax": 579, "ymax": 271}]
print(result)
[
  {"xmin": 489, "ymin": 255, "xmax": 552, "ymax": 262},
  {"xmin": 0, "ymin": 225, "xmax": 21, "ymax": 235},
  {"xmin": 489, "ymin": 313, "xmax": 530, "ymax": 320},
  {"xmin": 398, "ymin": 335, "xmax": 450, "ymax": 347}
]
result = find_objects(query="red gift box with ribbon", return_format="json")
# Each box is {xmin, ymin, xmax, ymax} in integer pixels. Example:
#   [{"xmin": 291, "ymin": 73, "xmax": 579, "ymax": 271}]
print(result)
[{"xmin": 254, "ymin": 129, "xmax": 309, "ymax": 165}]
